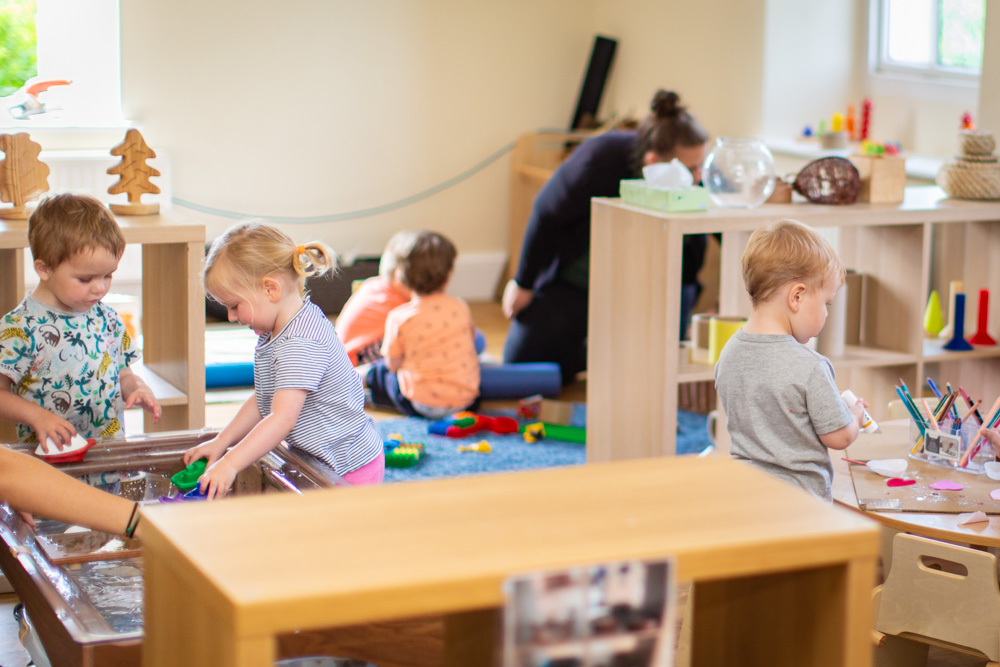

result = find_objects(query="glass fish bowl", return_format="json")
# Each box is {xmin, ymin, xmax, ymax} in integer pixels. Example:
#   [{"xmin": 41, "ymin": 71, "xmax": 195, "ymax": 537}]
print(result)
[{"xmin": 702, "ymin": 137, "xmax": 776, "ymax": 208}]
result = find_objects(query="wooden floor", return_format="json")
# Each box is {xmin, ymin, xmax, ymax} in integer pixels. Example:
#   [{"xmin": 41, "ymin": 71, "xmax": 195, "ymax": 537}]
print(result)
[{"xmin": 0, "ymin": 302, "xmax": 985, "ymax": 666}]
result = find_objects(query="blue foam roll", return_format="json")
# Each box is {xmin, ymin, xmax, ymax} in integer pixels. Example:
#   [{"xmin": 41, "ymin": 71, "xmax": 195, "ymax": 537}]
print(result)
[
  {"xmin": 479, "ymin": 363, "xmax": 561, "ymax": 399},
  {"xmin": 206, "ymin": 362, "xmax": 254, "ymax": 389}
]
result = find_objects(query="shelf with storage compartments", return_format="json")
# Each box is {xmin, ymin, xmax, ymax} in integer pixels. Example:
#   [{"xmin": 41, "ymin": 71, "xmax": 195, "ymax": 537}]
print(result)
[
  {"xmin": 588, "ymin": 186, "xmax": 1000, "ymax": 462},
  {"xmin": 0, "ymin": 212, "xmax": 206, "ymax": 441}
]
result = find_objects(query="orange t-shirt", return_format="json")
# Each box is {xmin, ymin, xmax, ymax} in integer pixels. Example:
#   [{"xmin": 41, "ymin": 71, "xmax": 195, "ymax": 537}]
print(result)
[
  {"xmin": 381, "ymin": 293, "xmax": 480, "ymax": 409},
  {"xmin": 334, "ymin": 276, "xmax": 410, "ymax": 365}
]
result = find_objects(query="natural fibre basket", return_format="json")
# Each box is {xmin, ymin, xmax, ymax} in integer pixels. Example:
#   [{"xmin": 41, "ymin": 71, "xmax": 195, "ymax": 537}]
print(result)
[{"xmin": 793, "ymin": 157, "xmax": 861, "ymax": 205}]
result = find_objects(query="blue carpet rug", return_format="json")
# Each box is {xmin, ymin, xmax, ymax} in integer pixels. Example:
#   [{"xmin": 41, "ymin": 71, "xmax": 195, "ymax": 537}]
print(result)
[{"xmin": 375, "ymin": 408, "xmax": 712, "ymax": 483}]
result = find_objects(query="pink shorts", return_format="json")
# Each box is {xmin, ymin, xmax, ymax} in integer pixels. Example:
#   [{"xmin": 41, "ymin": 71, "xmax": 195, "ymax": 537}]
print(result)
[{"xmin": 342, "ymin": 451, "xmax": 385, "ymax": 486}]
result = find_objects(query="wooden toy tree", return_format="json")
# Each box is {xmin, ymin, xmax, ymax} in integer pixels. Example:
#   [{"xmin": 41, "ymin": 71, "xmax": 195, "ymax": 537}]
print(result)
[
  {"xmin": 0, "ymin": 133, "xmax": 50, "ymax": 220},
  {"xmin": 107, "ymin": 129, "xmax": 161, "ymax": 215}
]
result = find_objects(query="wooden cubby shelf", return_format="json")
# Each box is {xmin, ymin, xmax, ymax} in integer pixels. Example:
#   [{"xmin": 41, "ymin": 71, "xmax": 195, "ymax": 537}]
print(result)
[
  {"xmin": 588, "ymin": 186, "xmax": 1000, "ymax": 462},
  {"xmin": 0, "ymin": 212, "xmax": 206, "ymax": 441}
]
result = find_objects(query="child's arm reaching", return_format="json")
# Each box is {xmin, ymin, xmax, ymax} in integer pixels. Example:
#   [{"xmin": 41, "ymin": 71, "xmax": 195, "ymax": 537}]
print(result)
[
  {"xmin": 0, "ymin": 375, "xmax": 75, "ymax": 451},
  {"xmin": 819, "ymin": 399, "xmax": 865, "ymax": 450},
  {"xmin": 119, "ymin": 367, "xmax": 161, "ymax": 424},
  {"xmin": 196, "ymin": 389, "xmax": 307, "ymax": 500},
  {"xmin": 183, "ymin": 392, "xmax": 263, "ymax": 469}
]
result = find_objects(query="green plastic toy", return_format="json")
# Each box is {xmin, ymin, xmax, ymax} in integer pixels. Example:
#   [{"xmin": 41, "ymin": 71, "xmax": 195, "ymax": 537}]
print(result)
[
  {"xmin": 170, "ymin": 459, "xmax": 207, "ymax": 491},
  {"xmin": 383, "ymin": 437, "xmax": 426, "ymax": 468}
]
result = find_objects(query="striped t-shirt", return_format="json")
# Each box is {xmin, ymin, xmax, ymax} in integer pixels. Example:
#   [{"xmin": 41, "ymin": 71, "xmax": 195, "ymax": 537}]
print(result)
[{"xmin": 254, "ymin": 300, "xmax": 382, "ymax": 475}]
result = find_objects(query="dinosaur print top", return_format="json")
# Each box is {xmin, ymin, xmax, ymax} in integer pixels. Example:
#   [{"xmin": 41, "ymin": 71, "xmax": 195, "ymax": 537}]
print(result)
[{"xmin": 0, "ymin": 295, "xmax": 139, "ymax": 442}]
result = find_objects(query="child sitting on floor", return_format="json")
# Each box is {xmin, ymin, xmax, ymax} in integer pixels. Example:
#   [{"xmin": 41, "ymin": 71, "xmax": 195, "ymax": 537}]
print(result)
[
  {"xmin": 361, "ymin": 231, "xmax": 480, "ymax": 419},
  {"xmin": 184, "ymin": 221, "xmax": 384, "ymax": 498},
  {"xmin": 0, "ymin": 193, "xmax": 161, "ymax": 448},
  {"xmin": 335, "ymin": 231, "xmax": 413, "ymax": 366},
  {"xmin": 714, "ymin": 219, "xmax": 868, "ymax": 501}
]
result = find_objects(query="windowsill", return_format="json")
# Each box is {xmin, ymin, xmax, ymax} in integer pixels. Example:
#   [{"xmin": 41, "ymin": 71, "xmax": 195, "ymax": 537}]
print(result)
[
  {"xmin": 763, "ymin": 136, "xmax": 944, "ymax": 182},
  {"xmin": 0, "ymin": 118, "xmax": 135, "ymax": 150}
]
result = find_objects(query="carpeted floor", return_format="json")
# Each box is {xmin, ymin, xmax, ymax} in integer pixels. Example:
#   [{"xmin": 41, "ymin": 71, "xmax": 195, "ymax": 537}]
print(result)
[{"xmin": 375, "ymin": 408, "xmax": 712, "ymax": 483}]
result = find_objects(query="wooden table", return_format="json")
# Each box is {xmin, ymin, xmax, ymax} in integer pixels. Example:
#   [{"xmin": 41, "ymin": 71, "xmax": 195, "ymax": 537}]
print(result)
[
  {"xmin": 834, "ymin": 420, "xmax": 1000, "ymax": 548},
  {"xmin": 142, "ymin": 456, "xmax": 879, "ymax": 667}
]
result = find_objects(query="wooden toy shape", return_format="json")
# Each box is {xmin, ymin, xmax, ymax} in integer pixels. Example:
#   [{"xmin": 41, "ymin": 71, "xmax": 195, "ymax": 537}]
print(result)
[
  {"xmin": 924, "ymin": 290, "xmax": 944, "ymax": 336},
  {"xmin": 970, "ymin": 289, "xmax": 996, "ymax": 345},
  {"xmin": 0, "ymin": 133, "xmax": 50, "ymax": 219},
  {"xmin": 939, "ymin": 280, "xmax": 963, "ymax": 339},
  {"xmin": 107, "ymin": 129, "xmax": 161, "ymax": 215},
  {"xmin": 943, "ymin": 293, "xmax": 974, "ymax": 351}
]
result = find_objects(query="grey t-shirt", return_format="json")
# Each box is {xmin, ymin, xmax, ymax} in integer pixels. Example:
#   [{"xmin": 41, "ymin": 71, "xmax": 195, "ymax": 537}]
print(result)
[{"xmin": 714, "ymin": 329, "xmax": 853, "ymax": 501}]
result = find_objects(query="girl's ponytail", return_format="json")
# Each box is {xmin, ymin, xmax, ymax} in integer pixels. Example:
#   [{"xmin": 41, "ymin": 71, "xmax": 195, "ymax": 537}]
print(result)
[{"xmin": 293, "ymin": 242, "xmax": 337, "ymax": 280}]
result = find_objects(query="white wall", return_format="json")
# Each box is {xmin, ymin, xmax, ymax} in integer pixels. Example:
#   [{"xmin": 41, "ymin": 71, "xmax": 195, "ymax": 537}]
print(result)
[
  {"xmin": 593, "ymin": 0, "xmax": 768, "ymax": 139},
  {"xmin": 114, "ymin": 0, "xmax": 989, "ymax": 270},
  {"xmin": 760, "ymin": 0, "xmax": 860, "ymax": 139},
  {"xmin": 120, "ymin": 0, "xmax": 594, "ymax": 256}
]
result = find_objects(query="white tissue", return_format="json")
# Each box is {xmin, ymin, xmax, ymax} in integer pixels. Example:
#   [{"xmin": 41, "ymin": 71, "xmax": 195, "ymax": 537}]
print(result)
[
  {"xmin": 957, "ymin": 511, "xmax": 989, "ymax": 525},
  {"xmin": 642, "ymin": 159, "xmax": 694, "ymax": 189}
]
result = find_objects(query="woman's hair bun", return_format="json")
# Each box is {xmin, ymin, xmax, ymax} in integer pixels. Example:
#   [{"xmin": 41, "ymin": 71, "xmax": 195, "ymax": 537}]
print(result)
[{"xmin": 651, "ymin": 89, "xmax": 684, "ymax": 118}]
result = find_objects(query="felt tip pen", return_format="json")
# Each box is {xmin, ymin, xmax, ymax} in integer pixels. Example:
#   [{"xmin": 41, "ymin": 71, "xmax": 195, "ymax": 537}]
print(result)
[{"xmin": 842, "ymin": 389, "xmax": 878, "ymax": 433}]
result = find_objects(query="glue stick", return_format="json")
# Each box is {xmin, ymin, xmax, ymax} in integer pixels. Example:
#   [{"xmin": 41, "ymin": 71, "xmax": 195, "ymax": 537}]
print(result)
[{"xmin": 841, "ymin": 389, "xmax": 878, "ymax": 433}]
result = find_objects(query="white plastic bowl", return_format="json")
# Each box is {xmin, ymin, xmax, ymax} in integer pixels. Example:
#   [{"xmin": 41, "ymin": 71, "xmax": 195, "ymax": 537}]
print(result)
[
  {"xmin": 866, "ymin": 458, "xmax": 908, "ymax": 477},
  {"xmin": 984, "ymin": 461, "xmax": 1000, "ymax": 481}
]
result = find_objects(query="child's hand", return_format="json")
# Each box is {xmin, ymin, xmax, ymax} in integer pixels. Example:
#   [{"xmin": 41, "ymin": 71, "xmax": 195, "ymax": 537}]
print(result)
[
  {"xmin": 983, "ymin": 428, "xmax": 1000, "ymax": 447},
  {"xmin": 198, "ymin": 458, "xmax": 238, "ymax": 500},
  {"xmin": 849, "ymin": 397, "xmax": 869, "ymax": 426},
  {"xmin": 31, "ymin": 411, "xmax": 76, "ymax": 453},
  {"xmin": 125, "ymin": 385, "xmax": 161, "ymax": 423},
  {"xmin": 183, "ymin": 437, "xmax": 228, "ymax": 468}
]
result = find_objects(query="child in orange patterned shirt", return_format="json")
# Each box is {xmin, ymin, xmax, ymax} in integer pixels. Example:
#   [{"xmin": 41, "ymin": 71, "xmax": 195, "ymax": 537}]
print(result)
[{"xmin": 360, "ymin": 231, "xmax": 480, "ymax": 419}]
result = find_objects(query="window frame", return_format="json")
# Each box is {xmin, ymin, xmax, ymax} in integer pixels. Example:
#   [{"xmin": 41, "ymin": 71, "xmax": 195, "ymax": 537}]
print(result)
[
  {"xmin": 870, "ymin": 0, "xmax": 983, "ymax": 86},
  {"xmin": 0, "ymin": 0, "xmax": 124, "ymax": 132}
]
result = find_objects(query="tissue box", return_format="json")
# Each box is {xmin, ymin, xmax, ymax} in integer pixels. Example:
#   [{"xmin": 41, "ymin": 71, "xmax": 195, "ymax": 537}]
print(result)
[{"xmin": 619, "ymin": 180, "xmax": 709, "ymax": 212}]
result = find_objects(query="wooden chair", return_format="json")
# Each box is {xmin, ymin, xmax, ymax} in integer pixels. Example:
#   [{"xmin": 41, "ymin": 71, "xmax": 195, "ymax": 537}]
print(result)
[{"xmin": 872, "ymin": 532, "xmax": 1000, "ymax": 666}]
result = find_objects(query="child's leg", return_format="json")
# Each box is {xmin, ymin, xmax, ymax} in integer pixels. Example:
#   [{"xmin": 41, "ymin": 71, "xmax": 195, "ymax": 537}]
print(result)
[
  {"xmin": 342, "ymin": 450, "xmax": 385, "ymax": 485},
  {"xmin": 364, "ymin": 361, "xmax": 421, "ymax": 417}
]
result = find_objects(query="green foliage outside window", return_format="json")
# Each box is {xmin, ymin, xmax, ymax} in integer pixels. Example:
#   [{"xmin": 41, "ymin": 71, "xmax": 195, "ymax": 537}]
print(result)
[
  {"xmin": 0, "ymin": 0, "xmax": 37, "ymax": 98},
  {"xmin": 938, "ymin": 0, "xmax": 985, "ymax": 71}
]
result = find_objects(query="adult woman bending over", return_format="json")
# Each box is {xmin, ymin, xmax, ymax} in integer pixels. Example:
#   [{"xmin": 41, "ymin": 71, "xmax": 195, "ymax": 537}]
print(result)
[{"xmin": 502, "ymin": 90, "xmax": 710, "ymax": 383}]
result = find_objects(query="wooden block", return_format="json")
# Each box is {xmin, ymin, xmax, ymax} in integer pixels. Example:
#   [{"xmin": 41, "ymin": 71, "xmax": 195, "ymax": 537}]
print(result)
[
  {"xmin": 539, "ymin": 399, "xmax": 574, "ymax": 426},
  {"xmin": 845, "ymin": 271, "xmax": 866, "ymax": 345},
  {"xmin": 689, "ymin": 313, "xmax": 711, "ymax": 364},
  {"xmin": 849, "ymin": 155, "xmax": 906, "ymax": 204}
]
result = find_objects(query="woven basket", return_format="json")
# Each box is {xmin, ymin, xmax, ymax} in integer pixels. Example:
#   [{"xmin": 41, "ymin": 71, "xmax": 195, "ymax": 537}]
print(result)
[
  {"xmin": 937, "ymin": 162, "xmax": 1000, "ymax": 200},
  {"xmin": 960, "ymin": 130, "xmax": 996, "ymax": 156},
  {"xmin": 793, "ymin": 157, "xmax": 861, "ymax": 205}
]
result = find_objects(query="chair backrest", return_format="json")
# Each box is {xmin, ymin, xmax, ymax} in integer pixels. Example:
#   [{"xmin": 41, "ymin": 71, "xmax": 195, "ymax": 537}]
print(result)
[{"xmin": 875, "ymin": 532, "xmax": 1000, "ymax": 661}]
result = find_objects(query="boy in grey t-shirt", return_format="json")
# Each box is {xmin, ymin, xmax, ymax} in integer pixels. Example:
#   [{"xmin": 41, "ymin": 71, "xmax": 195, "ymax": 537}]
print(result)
[{"xmin": 714, "ymin": 220, "xmax": 868, "ymax": 500}]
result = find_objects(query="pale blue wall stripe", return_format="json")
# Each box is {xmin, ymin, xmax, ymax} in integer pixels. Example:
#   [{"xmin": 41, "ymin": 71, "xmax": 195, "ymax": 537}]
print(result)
[{"xmin": 171, "ymin": 140, "xmax": 519, "ymax": 224}]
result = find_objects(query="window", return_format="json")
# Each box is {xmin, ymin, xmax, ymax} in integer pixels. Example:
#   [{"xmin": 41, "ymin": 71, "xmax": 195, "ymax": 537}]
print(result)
[
  {"xmin": 0, "ymin": 0, "xmax": 37, "ymax": 97},
  {"xmin": 1, "ymin": 0, "xmax": 122, "ymax": 128},
  {"xmin": 873, "ymin": 0, "xmax": 985, "ymax": 82}
]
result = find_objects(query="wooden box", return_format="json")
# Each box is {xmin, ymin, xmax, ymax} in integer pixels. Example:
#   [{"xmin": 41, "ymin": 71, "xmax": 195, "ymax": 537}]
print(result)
[{"xmin": 849, "ymin": 154, "xmax": 906, "ymax": 204}]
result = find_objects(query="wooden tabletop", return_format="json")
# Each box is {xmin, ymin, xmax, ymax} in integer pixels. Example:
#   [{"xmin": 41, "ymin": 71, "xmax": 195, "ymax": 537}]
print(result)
[
  {"xmin": 834, "ymin": 420, "xmax": 1000, "ymax": 547},
  {"xmin": 143, "ymin": 456, "xmax": 878, "ymax": 638},
  {"xmin": 0, "ymin": 210, "xmax": 205, "ymax": 248}
]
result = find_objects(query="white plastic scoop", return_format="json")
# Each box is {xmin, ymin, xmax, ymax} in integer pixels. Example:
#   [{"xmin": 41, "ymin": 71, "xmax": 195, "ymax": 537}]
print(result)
[{"xmin": 844, "ymin": 457, "xmax": 908, "ymax": 477}]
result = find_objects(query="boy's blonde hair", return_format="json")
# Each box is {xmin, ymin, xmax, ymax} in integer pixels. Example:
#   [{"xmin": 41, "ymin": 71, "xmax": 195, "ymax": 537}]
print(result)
[
  {"xmin": 742, "ymin": 219, "xmax": 846, "ymax": 306},
  {"xmin": 379, "ymin": 230, "xmax": 417, "ymax": 280},
  {"xmin": 204, "ymin": 220, "xmax": 336, "ymax": 301},
  {"xmin": 395, "ymin": 231, "xmax": 456, "ymax": 296},
  {"xmin": 28, "ymin": 193, "xmax": 126, "ymax": 267}
]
